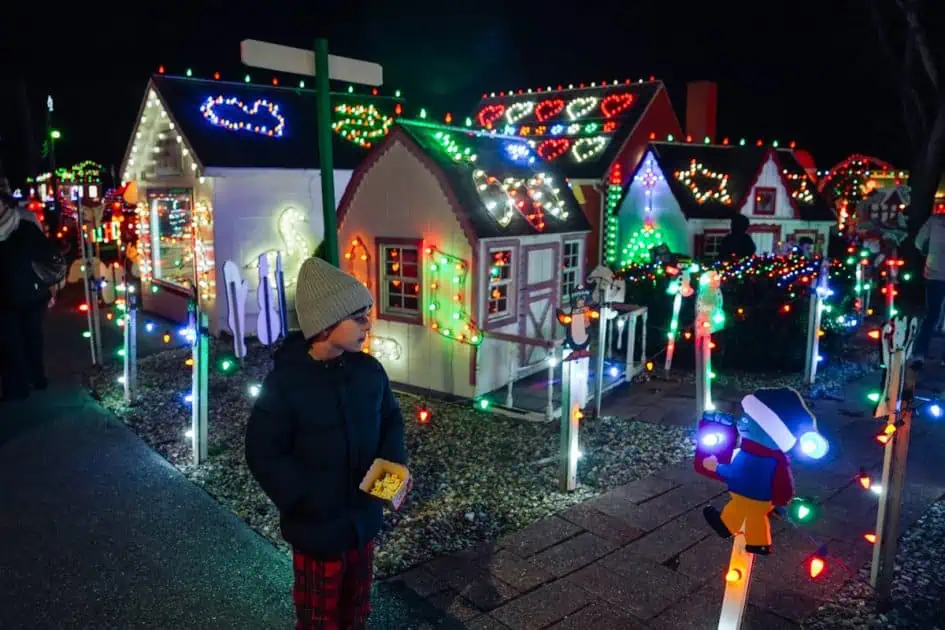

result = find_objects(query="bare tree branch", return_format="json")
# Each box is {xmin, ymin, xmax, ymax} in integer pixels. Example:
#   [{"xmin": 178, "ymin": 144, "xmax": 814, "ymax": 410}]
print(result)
[
  {"xmin": 871, "ymin": 0, "xmax": 921, "ymax": 145},
  {"xmin": 895, "ymin": 0, "xmax": 941, "ymax": 93},
  {"xmin": 870, "ymin": 0, "xmax": 898, "ymax": 66}
]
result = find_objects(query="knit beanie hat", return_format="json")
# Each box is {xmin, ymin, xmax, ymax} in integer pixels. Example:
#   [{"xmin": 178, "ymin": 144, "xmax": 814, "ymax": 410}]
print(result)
[
  {"xmin": 295, "ymin": 256, "xmax": 374, "ymax": 340},
  {"xmin": 741, "ymin": 387, "xmax": 817, "ymax": 452}
]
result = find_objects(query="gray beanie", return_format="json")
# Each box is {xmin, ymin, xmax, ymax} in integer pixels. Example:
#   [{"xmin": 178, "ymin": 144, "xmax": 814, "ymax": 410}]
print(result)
[{"xmin": 295, "ymin": 256, "xmax": 374, "ymax": 340}]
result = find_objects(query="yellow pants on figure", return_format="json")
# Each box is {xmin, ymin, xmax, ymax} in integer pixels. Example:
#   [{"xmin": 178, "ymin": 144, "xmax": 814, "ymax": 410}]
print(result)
[{"xmin": 720, "ymin": 492, "xmax": 773, "ymax": 547}]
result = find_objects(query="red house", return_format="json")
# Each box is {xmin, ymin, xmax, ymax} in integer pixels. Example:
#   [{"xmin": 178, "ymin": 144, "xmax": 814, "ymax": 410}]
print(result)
[{"xmin": 469, "ymin": 80, "xmax": 725, "ymax": 267}]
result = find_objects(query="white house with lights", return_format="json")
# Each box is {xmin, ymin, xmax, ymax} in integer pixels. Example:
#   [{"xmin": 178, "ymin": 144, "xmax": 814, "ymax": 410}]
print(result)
[
  {"xmin": 119, "ymin": 73, "xmax": 403, "ymax": 335},
  {"xmin": 614, "ymin": 142, "xmax": 836, "ymax": 265},
  {"xmin": 336, "ymin": 120, "xmax": 591, "ymax": 398}
]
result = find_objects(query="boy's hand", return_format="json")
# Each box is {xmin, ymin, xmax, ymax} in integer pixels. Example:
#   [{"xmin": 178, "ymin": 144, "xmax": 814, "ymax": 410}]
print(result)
[{"xmin": 703, "ymin": 456, "xmax": 718, "ymax": 472}]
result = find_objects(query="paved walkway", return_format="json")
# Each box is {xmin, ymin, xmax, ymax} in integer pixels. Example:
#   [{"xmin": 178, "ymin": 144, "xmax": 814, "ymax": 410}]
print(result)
[
  {"xmin": 387, "ymin": 364, "xmax": 945, "ymax": 629},
  {"xmin": 0, "ymin": 286, "xmax": 442, "ymax": 629}
]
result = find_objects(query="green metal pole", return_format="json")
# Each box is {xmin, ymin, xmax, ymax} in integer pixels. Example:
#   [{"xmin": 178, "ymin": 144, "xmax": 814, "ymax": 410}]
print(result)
[{"xmin": 314, "ymin": 38, "xmax": 339, "ymax": 266}]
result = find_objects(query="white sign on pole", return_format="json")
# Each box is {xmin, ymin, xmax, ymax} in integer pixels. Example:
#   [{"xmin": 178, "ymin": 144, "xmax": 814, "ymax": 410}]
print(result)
[{"xmin": 240, "ymin": 39, "xmax": 383, "ymax": 86}]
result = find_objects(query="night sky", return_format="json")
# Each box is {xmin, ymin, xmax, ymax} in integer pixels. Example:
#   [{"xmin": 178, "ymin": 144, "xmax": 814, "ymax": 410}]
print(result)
[{"xmin": 2, "ymin": 0, "xmax": 942, "ymax": 187}]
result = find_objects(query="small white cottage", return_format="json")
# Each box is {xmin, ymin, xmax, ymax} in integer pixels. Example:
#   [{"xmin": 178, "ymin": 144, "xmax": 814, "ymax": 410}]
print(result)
[
  {"xmin": 614, "ymin": 142, "xmax": 836, "ymax": 264},
  {"xmin": 118, "ymin": 73, "xmax": 402, "ymax": 335},
  {"xmin": 337, "ymin": 120, "xmax": 592, "ymax": 398}
]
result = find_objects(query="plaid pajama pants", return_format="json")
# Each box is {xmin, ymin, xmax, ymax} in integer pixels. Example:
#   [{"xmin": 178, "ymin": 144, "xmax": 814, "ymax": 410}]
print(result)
[{"xmin": 292, "ymin": 541, "xmax": 374, "ymax": 630}]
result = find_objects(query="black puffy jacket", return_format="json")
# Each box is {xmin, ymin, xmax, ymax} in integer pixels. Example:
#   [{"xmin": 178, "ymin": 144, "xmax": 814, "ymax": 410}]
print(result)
[
  {"xmin": 0, "ymin": 219, "xmax": 52, "ymax": 309},
  {"xmin": 245, "ymin": 333, "xmax": 407, "ymax": 558}
]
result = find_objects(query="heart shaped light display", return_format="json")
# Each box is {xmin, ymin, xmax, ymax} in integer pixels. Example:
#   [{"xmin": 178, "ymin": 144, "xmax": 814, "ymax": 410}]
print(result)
[
  {"xmin": 536, "ymin": 138, "xmax": 571, "ymax": 161},
  {"xmin": 601, "ymin": 93, "xmax": 634, "ymax": 118},
  {"xmin": 566, "ymin": 96, "xmax": 599, "ymax": 121},
  {"xmin": 505, "ymin": 101, "xmax": 535, "ymax": 125},
  {"xmin": 477, "ymin": 104, "xmax": 505, "ymax": 129},
  {"xmin": 201, "ymin": 95, "xmax": 286, "ymax": 137},
  {"xmin": 571, "ymin": 137, "xmax": 609, "ymax": 162},
  {"xmin": 535, "ymin": 98, "xmax": 565, "ymax": 122}
]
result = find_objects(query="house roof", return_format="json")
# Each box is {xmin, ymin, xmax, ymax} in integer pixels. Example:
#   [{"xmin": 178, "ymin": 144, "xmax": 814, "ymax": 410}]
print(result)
[
  {"xmin": 134, "ymin": 75, "xmax": 403, "ymax": 171},
  {"xmin": 642, "ymin": 142, "xmax": 835, "ymax": 222},
  {"xmin": 469, "ymin": 81, "xmax": 665, "ymax": 180},
  {"xmin": 339, "ymin": 120, "xmax": 591, "ymax": 243}
]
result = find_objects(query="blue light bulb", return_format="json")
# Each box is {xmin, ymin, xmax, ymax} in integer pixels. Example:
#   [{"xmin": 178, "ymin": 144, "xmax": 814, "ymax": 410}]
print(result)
[{"xmin": 799, "ymin": 432, "xmax": 829, "ymax": 459}]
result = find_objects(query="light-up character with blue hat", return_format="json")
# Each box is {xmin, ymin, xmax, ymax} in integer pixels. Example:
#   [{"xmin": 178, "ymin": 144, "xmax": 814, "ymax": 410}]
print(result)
[{"xmin": 701, "ymin": 387, "xmax": 828, "ymax": 555}]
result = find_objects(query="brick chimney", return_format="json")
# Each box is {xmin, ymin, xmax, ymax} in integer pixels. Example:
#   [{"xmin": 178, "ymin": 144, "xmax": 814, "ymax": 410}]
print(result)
[{"xmin": 686, "ymin": 81, "xmax": 718, "ymax": 143}]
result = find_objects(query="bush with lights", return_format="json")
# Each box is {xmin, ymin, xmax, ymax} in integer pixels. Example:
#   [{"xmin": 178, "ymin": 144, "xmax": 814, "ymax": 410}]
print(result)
[{"xmin": 617, "ymin": 255, "xmax": 859, "ymax": 373}]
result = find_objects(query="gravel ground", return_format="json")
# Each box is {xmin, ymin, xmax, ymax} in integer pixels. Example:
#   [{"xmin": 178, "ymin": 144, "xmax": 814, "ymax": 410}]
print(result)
[
  {"xmin": 91, "ymin": 339, "xmax": 694, "ymax": 578},
  {"xmin": 803, "ymin": 499, "xmax": 945, "ymax": 630}
]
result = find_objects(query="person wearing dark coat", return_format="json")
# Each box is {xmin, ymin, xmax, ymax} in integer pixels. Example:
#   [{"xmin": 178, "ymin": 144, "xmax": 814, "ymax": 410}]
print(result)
[
  {"xmin": 245, "ymin": 256, "xmax": 408, "ymax": 630},
  {"xmin": 717, "ymin": 214, "xmax": 757, "ymax": 260},
  {"xmin": 0, "ymin": 185, "xmax": 54, "ymax": 402}
]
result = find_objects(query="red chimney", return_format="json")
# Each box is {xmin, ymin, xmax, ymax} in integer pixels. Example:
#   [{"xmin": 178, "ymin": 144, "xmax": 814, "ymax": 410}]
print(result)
[{"xmin": 686, "ymin": 81, "xmax": 718, "ymax": 144}]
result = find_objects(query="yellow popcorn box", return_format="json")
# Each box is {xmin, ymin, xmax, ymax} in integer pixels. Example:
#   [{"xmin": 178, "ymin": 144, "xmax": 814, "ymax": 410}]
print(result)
[{"xmin": 359, "ymin": 459, "xmax": 410, "ymax": 511}]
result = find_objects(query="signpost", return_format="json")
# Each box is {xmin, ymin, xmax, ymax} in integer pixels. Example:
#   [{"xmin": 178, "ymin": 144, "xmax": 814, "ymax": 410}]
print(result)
[
  {"xmin": 803, "ymin": 259, "xmax": 831, "ymax": 384},
  {"xmin": 718, "ymin": 530, "xmax": 754, "ymax": 630},
  {"xmin": 190, "ymin": 299, "xmax": 210, "ymax": 466},
  {"xmin": 870, "ymin": 315, "xmax": 919, "ymax": 605},
  {"xmin": 559, "ymin": 352, "xmax": 588, "ymax": 491},
  {"xmin": 78, "ymin": 188, "xmax": 104, "ymax": 366},
  {"xmin": 240, "ymin": 38, "xmax": 383, "ymax": 267},
  {"xmin": 123, "ymin": 284, "xmax": 138, "ymax": 405}
]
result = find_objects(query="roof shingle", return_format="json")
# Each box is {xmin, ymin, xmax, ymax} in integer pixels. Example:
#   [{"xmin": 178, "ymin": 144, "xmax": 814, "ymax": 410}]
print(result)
[
  {"xmin": 396, "ymin": 121, "xmax": 592, "ymax": 239},
  {"xmin": 147, "ymin": 75, "xmax": 403, "ymax": 170},
  {"xmin": 644, "ymin": 142, "xmax": 835, "ymax": 222},
  {"xmin": 470, "ymin": 81, "xmax": 664, "ymax": 179}
]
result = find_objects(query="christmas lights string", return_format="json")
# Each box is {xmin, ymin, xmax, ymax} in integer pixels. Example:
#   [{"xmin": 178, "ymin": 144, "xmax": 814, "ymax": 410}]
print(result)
[{"xmin": 772, "ymin": 387, "xmax": 941, "ymax": 584}]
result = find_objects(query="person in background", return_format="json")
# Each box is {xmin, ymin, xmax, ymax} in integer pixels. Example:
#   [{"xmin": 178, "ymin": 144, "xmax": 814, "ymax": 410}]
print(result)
[
  {"xmin": 797, "ymin": 236, "xmax": 815, "ymax": 258},
  {"xmin": 913, "ymin": 213, "xmax": 945, "ymax": 366},
  {"xmin": 245, "ymin": 256, "xmax": 408, "ymax": 630},
  {"xmin": 0, "ymin": 180, "xmax": 55, "ymax": 402},
  {"xmin": 717, "ymin": 214, "xmax": 757, "ymax": 260}
]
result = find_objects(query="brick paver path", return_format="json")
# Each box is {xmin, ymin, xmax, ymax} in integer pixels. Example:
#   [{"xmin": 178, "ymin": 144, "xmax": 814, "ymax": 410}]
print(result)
[{"xmin": 387, "ymin": 368, "xmax": 945, "ymax": 629}]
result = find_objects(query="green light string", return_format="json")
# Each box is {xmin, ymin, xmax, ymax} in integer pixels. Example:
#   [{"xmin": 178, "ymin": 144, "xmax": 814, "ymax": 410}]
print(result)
[
  {"xmin": 425, "ymin": 245, "xmax": 482, "ymax": 346},
  {"xmin": 603, "ymin": 164, "xmax": 622, "ymax": 265}
]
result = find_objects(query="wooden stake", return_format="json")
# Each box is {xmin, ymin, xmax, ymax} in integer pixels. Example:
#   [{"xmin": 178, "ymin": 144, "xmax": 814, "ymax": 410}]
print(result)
[
  {"xmin": 191, "ymin": 307, "xmax": 210, "ymax": 465},
  {"xmin": 804, "ymin": 259, "xmax": 829, "ymax": 384},
  {"xmin": 594, "ymin": 303, "xmax": 609, "ymax": 418},
  {"xmin": 695, "ymin": 333, "xmax": 713, "ymax": 417},
  {"xmin": 718, "ymin": 527, "xmax": 754, "ymax": 630},
  {"xmin": 870, "ymin": 316, "xmax": 918, "ymax": 604},
  {"xmin": 123, "ymin": 286, "xmax": 138, "ymax": 405},
  {"xmin": 559, "ymin": 355, "xmax": 587, "ymax": 491}
]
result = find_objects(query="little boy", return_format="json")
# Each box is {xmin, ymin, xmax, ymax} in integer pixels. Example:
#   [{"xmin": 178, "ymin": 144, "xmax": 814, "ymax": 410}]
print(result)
[{"xmin": 246, "ymin": 256, "xmax": 408, "ymax": 630}]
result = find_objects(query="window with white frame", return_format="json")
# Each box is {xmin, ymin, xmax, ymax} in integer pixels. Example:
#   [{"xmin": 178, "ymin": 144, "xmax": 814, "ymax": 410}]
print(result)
[
  {"xmin": 702, "ymin": 233, "xmax": 725, "ymax": 258},
  {"xmin": 561, "ymin": 240, "xmax": 581, "ymax": 300},
  {"xmin": 487, "ymin": 248, "xmax": 514, "ymax": 319},
  {"xmin": 381, "ymin": 244, "xmax": 421, "ymax": 318}
]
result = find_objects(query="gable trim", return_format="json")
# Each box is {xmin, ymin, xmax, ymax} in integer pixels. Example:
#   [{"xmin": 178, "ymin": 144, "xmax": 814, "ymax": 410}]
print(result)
[
  {"xmin": 602, "ymin": 83, "xmax": 677, "ymax": 186},
  {"xmin": 120, "ymin": 79, "xmax": 205, "ymax": 182},
  {"xmin": 739, "ymin": 149, "xmax": 799, "ymax": 220},
  {"xmin": 769, "ymin": 150, "xmax": 804, "ymax": 220},
  {"xmin": 120, "ymin": 80, "xmax": 156, "ymax": 180},
  {"xmin": 336, "ymin": 127, "xmax": 479, "ymax": 250}
]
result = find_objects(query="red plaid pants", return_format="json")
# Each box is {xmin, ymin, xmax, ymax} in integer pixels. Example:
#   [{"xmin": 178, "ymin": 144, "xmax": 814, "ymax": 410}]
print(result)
[{"xmin": 292, "ymin": 542, "xmax": 374, "ymax": 630}]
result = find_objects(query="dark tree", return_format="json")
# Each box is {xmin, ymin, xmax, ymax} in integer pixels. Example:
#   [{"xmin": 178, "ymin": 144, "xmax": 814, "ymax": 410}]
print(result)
[{"xmin": 870, "ymin": 0, "xmax": 945, "ymax": 235}]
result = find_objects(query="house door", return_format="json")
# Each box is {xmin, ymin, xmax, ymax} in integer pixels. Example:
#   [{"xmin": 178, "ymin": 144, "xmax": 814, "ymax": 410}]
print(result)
[{"xmin": 518, "ymin": 242, "xmax": 561, "ymax": 366}]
